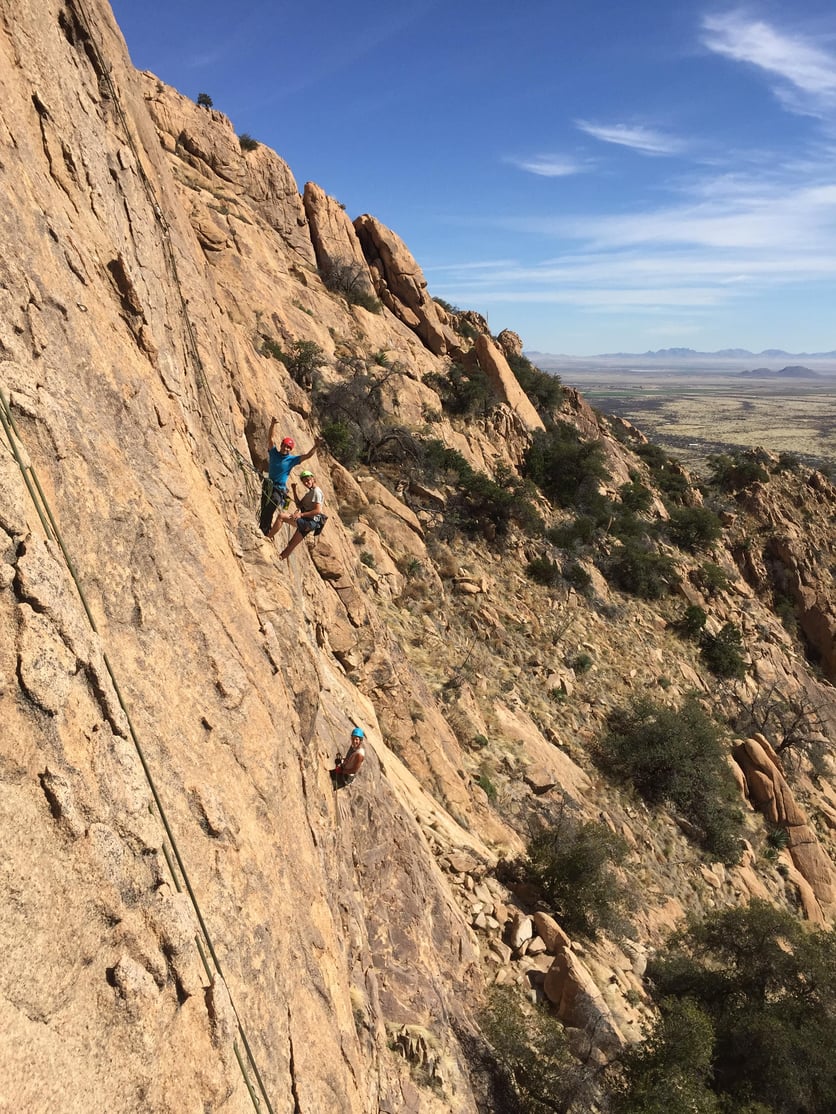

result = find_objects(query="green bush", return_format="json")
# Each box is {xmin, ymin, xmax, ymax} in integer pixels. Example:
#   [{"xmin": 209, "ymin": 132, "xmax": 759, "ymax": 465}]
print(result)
[
  {"xmin": 708, "ymin": 451, "xmax": 769, "ymax": 491},
  {"xmin": 635, "ymin": 443, "xmax": 692, "ymax": 504},
  {"xmin": 597, "ymin": 694, "xmax": 744, "ymax": 862},
  {"xmin": 424, "ymin": 361, "xmax": 496, "ymax": 418},
  {"xmin": 609, "ymin": 505, "xmax": 659, "ymax": 543},
  {"xmin": 701, "ymin": 621, "xmax": 746, "ymax": 679},
  {"xmin": 480, "ymin": 987, "xmax": 588, "ymax": 1114},
  {"xmin": 267, "ymin": 338, "xmax": 326, "ymax": 388},
  {"xmin": 506, "ymin": 352, "xmax": 564, "ymax": 416},
  {"xmin": 547, "ymin": 515, "xmax": 600, "ymax": 549},
  {"xmin": 675, "ymin": 604, "xmax": 708, "ymax": 640},
  {"xmin": 260, "ymin": 335, "xmax": 284, "ymax": 361},
  {"xmin": 691, "ymin": 561, "xmax": 732, "ymax": 597},
  {"xmin": 476, "ymin": 762, "xmax": 497, "ymax": 801},
  {"xmin": 563, "ymin": 560, "xmax": 593, "ymax": 594},
  {"xmin": 525, "ymin": 816, "xmax": 634, "ymax": 938},
  {"xmin": 321, "ymin": 418, "xmax": 362, "ymax": 467},
  {"xmin": 619, "ymin": 478, "xmax": 654, "ymax": 513},
  {"xmin": 196, "ymin": 92, "xmax": 213, "ymax": 108},
  {"xmin": 524, "ymin": 423, "xmax": 610, "ymax": 511},
  {"xmin": 568, "ymin": 651, "xmax": 593, "ymax": 673},
  {"xmin": 626, "ymin": 901, "xmax": 836, "ymax": 1114},
  {"xmin": 603, "ymin": 541, "xmax": 678, "ymax": 599},
  {"xmin": 775, "ymin": 451, "xmax": 801, "ymax": 473},
  {"xmin": 433, "ymin": 296, "xmax": 459, "ymax": 314},
  {"xmin": 421, "ymin": 439, "xmax": 541, "ymax": 539},
  {"xmin": 666, "ymin": 505, "xmax": 723, "ymax": 552},
  {"xmin": 765, "ymin": 825, "xmax": 790, "ymax": 854},
  {"xmin": 773, "ymin": 592, "xmax": 798, "ymax": 636},
  {"xmin": 238, "ymin": 132, "xmax": 259, "ymax": 151},
  {"xmin": 525, "ymin": 555, "xmax": 562, "ymax": 587},
  {"xmin": 612, "ymin": 997, "xmax": 720, "ymax": 1114}
]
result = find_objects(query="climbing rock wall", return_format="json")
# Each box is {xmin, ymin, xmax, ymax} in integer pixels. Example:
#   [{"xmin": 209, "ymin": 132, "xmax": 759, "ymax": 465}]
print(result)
[{"xmin": 0, "ymin": 2, "xmax": 503, "ymax": 1110}]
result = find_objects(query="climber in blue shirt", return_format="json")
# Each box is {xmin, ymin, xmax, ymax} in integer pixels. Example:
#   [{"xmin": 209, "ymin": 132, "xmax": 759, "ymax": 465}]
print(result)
[{"xmin": 258, "ymin": 418, "xmax": 320, "ymax": 536}]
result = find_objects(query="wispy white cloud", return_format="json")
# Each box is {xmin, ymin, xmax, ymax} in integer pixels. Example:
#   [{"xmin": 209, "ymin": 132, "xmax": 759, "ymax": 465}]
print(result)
[
  {"xmin": 557, "ymin": 180, "xmax": 836, "ymax": 252},
  {"xmin": 506, "ymin": 154, "xmax": 589, "ymax": 177},
  {"xmin": 575, "ymin": 120, "xmax": 686, "ymax": 155},
  {"xmin": 701, "ymin": 10, "xmax": 836, "ymax": 116},
  {"xmin": 427, "ymin": 168, "xmax": 836, "ymax": 316}
]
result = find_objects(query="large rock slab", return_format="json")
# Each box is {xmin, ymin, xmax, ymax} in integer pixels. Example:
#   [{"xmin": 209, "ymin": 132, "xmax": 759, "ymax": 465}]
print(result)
[
  {"xmin": 734, "ymin": 735, "xmax": 835, "ymax": 910},
  {"xmin": 354, "ymin": 214, "xmax": 458, "ymax": 355},
  {"xmin": 303, "ymin": 181, "xmax": 376, "ymax": 298},
  {"xmin": 474, "ymin": 335, "xmax": 544, "ymax": 433}
]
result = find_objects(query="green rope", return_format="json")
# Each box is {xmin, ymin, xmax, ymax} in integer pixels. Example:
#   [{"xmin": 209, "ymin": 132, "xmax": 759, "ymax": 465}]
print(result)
[
  {"xmin": 0, "ymin": 395, "xmax": 54, "ymax": 541},
  {"xmin": 0, "ymin": 387, "xmax": 275, "ymax": 1114}
]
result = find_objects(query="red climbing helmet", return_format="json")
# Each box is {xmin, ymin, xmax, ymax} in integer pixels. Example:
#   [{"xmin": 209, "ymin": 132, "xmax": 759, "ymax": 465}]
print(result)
[{"xmin": 280, "ymin": 437, "xmax": 295, "ymax": 449}]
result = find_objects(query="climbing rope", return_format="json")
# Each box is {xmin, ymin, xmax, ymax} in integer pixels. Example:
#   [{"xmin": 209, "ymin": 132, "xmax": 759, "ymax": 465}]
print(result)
[{"xmin": 0, "ymin": 387, "xmax": 273, "ymax": 1114}]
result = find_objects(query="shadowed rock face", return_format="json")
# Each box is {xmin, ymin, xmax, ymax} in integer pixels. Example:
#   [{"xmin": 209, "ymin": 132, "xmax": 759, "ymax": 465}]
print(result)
[{"xmin": 303, "ymin": 181, "xmax": 377, "ymax": 299}]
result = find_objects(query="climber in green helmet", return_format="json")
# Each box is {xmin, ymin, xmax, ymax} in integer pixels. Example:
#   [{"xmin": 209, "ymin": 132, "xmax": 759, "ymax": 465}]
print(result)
[
  {"xmin": 331, "ymin": 726, "xmax": 366, "ymax": 789},
  {"xmin": 270, "ymin": 468, "xmax": 327, "ymax": 557}
]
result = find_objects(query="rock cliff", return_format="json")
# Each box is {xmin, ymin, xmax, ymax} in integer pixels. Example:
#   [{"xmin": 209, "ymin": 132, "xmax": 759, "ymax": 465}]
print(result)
[{"xmin": 1, "ymin": 3, "xmax": 835, "ymax": 1112}]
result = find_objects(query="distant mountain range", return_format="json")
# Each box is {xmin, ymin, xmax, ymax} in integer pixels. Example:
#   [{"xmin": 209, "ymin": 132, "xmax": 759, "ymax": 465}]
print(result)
[{"xmin": 528, "ymin": 347, "xmax": 836, "ymax": 360}]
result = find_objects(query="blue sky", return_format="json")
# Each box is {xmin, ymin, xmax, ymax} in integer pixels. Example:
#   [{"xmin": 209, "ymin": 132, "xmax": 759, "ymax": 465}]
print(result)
[{"xmin": 109, "ymin": 1, "xmax": 836, "ymax": 356}]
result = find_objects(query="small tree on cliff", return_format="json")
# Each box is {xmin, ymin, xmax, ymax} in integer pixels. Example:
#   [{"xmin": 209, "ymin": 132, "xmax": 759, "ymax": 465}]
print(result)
[
  {"xmin": 613, "ymin": 901, "xmax": 836, "ymax": 1114},
  {"xmin": 321, "ymin": 258, "xmax": 381, "ymax": 313},
  {"xmin": 196, "ymin": 92, "xmax": 213, "ymax": 108},
  {"xmin": 596, "ymin": 694, "xmax": 744, "ymax": 863}
]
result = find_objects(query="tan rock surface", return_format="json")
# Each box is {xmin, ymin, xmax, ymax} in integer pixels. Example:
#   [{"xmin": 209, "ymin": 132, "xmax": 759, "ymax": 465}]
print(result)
[
  {"xmin": 354, "ymin": 214, "xmax": 458, "ymax": 355},
  {"xmin": 303, "ymin": 180, "xmax": 376, "ymax": 298},
  {"xmin": 734, "ymin": 736, "xmax": 835, "ymax": 911},
  {"xmin": 3, "ymin": 3, "xmax": 836, "ymax": 1110},
  {"xmin": 474, "ymin": 334, "xmax": 545, "ymax": 433}
]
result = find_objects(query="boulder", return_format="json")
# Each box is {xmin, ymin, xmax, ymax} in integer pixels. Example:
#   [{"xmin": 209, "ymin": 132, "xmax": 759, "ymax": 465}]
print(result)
[
  {"xmin": 506, "ymin": 913, "xmax": 534, "ymax": 951},
  {"xmin": 532, "ymin": 912, "xmax": 571, "ymax": 955},
  {"xmin": 354, "ymin": 214, "xmax": 458, "ymax": 355},
  {"xmin": 543, "ymin": 951, "xmax": 626, "ymax": 1053},
  {"xmin": 474, "ymin": 335, "xmax": 544, "ymax": 433},
  {"xmin": 303, "ymin": 181, "xmax": 376, "ymax": 298}
]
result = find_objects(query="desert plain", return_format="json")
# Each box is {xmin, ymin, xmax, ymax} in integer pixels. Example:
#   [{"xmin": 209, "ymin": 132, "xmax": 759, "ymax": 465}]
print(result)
[{"xmin": 542, "ymin": 357, "xmax": 836, "ymax": 474}]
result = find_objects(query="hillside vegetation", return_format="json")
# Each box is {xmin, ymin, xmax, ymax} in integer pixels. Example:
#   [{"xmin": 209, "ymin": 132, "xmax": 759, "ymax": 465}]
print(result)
[{"xmin": 1, "ymin": 3, "xmax": 835, "ymax": 1111}]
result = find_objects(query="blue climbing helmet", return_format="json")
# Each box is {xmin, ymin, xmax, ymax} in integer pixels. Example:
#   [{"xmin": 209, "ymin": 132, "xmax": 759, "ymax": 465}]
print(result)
[{"xmin": 351, "ymin": 727, "xmax": 365, "ymax": 740}]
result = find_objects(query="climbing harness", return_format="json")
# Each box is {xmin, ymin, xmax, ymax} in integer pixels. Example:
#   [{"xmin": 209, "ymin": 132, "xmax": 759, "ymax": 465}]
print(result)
[{"xmin": 258, "ymin": 477, "xmax": 291, "ymax": 536}]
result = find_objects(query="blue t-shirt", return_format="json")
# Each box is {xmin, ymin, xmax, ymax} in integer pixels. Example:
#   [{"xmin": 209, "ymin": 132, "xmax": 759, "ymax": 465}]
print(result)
[{"xmin": 268, "ymin": 448, "xmax": 302, "ymax": 487}]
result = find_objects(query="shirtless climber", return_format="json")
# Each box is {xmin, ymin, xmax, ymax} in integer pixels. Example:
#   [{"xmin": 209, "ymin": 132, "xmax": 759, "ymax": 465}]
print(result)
[{"xmin": 330, "ymin": 727, "xmax": 366, "ymax": 790}]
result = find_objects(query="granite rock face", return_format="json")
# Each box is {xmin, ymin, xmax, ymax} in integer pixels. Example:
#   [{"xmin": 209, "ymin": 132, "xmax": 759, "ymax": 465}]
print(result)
[
  {"xmin": 0, "ymin": 3, "xmax": 493, "ymax": 1110},
  {"xmin": 303, "ymin": 180, "xmax": 377, "ymax": 299},
  {"xmin": 734, "ymin": 735, "xmax": 835, "ymax": 919},
  {"xmin": 354, "ymin": 213, "xmax": 459, "ymax": 355},
  {"xmin": 3, "ymin": 3, "xmax": 836, "ymax": 1112}
]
